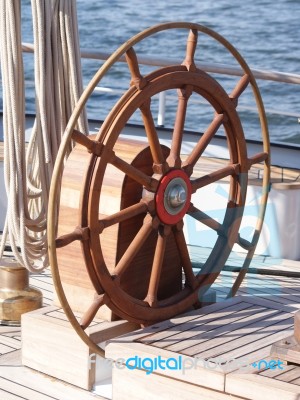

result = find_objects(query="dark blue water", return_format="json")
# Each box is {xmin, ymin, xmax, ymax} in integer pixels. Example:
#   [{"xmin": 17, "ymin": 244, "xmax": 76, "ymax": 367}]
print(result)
[{"xmin": 1, "ymin": 0, "xmax": 300, "ymax": 144}]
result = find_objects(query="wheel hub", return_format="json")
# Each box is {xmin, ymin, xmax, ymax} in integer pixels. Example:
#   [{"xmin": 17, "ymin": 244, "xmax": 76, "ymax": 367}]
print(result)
[
  {"xmin": 165, "ymin": 179, "xmax": 187, "ymax": 213},
  {"xmin": 155, "ymin": 170, "xmax": 192, "ymax": 225}
]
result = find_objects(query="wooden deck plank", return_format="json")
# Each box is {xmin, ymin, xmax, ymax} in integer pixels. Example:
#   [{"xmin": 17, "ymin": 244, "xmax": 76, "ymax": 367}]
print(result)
[
  {"xmin": 0, "ymin": 335, "xmax": 21, "ymax": 349},
  {"xmin": 0, "ymin": 326, "xmax": 21, "ymax": 335},
  {"xmin": 194, "ymin": 318, "xmax": 293, "ymax": 364},
  {"xmin": 1, "ymin": 334, "xmax": 21, "ymax": 342},
  {"xmin": 0, "ymin": 376, "xmax": 59, "ymax": 400},
  {"xmin": 181, "ymin": 313, "xmax": 293, "ymax": 358},
  {"xmin": 258, "ymin": 364, "xmax": 295, "ymax": 378},
  {"xmin": 0, "ymin": 349, "xmax": 22, "ymax": 366},
  {"xmin": 225, "ymin": 284, "xmax": 300, "ymax": 310},
  {"xmin": 191, "ymin": 245, "xmax": 300, "ymax": 277},
  {"xmin": 118, "ymin": 296, "xmax": 245, "ymax": 344},
  {"xmin": 28, "ymin": 271, "xmax": 54, "ymax": 307},
  {"xmin": 260, "ymin": 366, "xmax": 300, "ymax": 382},
  {"xmin": 30, "ymin": 282, "xmax": 54, "ymax": 297},
  {"xmin": 0, "ymin": 388, "xmax": 28, "ymax": 400},
  {"xmin": 219, "ymin": 270, "xmax": 300, "ymax": 290},
  {"xmin": 238, "ymin": 285, "xmax": 300, "ymax": 303},
  {"xmin": 289, "ymin": 377, "xmax": 300, "ymax": 385},
  {"xmin": 243, "ymin": 275, "xmax": 300, "ymax": 298},
  {"xmin": 226, "ymin": 373, "xmax": 300, "ymax": 400},
  {"xmin": 213, "ymin": 273, "xmax": 298, "ymax": 295},
  {"xmin": 43, "ymin": 309, "xmax": 101, "ymax": 327},
  {"xmin": 213, "ymin": 276, "xmax": 300, "ymax": 311},
  {"xmin": 40, "ymin": 298, "xmax": 53, "ymax": 306},
  {"xmin": 0, "ymin": 343, "xmax": 15, "ymax": 354},
  {"xmin": 0, "ymin": 367, "xmax": 106, "ymax": 400},
  {"xmin": 140, "ymin": 301, "xmax": 256, "ymax": 347},
  {"xmin": 151, "ymin": 305, "xmax": 276, "ymax": 352},
  {"xmin": 30, "ymin": 276, "xmax": 55, "ymax": 293},
  {"xmin": 112, "ymin": 364, "xmax": 245, "ymax": 400}
]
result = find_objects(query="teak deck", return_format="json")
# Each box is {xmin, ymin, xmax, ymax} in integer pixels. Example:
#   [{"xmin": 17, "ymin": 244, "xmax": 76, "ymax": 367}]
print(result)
[
  {"xmin": 107, "ymin": 274, "xmax": 300, "ymax": 400},
  {"xmin": 1, "ymin": 240, "xmax": 300, "ymax": 399}
]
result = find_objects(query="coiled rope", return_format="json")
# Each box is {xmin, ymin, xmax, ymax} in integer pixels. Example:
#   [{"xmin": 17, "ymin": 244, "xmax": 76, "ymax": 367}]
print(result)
[{"xmin": 0, "ymin": 0, "xmax": 88, "ymax": 272}]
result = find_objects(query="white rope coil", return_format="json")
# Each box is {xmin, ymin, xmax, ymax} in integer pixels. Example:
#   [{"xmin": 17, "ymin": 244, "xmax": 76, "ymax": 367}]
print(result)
[{"xmin": 0, "ymin": 0, "xmax": 88, "ymax": 272}]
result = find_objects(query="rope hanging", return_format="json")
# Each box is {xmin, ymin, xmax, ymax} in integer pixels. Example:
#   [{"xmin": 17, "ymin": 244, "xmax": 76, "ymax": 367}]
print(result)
[{"xmin": 0, "ymin": 0, "xmax": 88, "ymax": 272}]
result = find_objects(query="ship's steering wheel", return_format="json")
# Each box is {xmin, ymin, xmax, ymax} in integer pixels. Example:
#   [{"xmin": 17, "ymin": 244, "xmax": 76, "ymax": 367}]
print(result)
[{"xmin": 48, "ymin": 22, "xmax": 270, "ymax": 356}]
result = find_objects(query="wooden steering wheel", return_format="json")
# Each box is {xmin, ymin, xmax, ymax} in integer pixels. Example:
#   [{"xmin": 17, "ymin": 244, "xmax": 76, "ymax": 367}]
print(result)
[{"xmin": 48, "ymin": 22, "xmax": 270, "ymax": 355}]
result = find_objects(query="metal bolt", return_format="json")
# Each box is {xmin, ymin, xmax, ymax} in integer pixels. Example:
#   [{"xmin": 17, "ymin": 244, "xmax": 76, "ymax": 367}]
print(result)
[{"xmin": 168, "ymin": 184, "xmax": 187, "ymax": 208}]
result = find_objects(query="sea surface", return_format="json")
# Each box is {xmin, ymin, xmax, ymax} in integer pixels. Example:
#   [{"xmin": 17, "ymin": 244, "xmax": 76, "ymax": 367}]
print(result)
[{"xmin": 1, "ymin": 0, "xmax": 300, "ymax": 144}]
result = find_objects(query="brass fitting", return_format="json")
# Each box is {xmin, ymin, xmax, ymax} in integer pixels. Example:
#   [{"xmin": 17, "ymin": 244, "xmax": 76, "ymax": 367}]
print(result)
[{"xmin": 0, "ymin": 259, "xmax": 43, "ymax": 326}]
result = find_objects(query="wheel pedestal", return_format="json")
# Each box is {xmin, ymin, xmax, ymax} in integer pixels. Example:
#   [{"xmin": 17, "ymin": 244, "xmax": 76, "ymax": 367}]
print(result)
[{"xmin": 55, "ymin": 138, "xmax": 183, "ymax": 321}]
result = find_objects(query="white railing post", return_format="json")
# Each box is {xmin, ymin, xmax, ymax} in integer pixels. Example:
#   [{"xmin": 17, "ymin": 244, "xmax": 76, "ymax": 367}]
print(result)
[{"xmin": 157, "ymin": 91, "xmax": 166, "ymax": 127}]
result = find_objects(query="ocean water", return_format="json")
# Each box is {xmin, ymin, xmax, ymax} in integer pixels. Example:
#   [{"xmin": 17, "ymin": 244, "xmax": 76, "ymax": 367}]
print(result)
[{"xmin": 1, "ymin": 0, "xmax": 300, "ymax": 144}]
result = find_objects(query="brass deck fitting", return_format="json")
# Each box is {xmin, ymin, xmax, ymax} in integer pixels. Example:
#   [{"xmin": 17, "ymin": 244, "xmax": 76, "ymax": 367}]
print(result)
[{"xmin": 0, "ymin": 259, "xmax": 43, "ymax": 326}]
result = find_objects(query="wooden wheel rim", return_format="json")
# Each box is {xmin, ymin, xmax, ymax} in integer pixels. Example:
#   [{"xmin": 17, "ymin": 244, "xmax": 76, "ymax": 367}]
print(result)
[
  {"xmin": 48, "ymin": 22, "xmax": 270, "ymax": 353},
  {"xmin": 85, "ymin": 67, "xmax": 247, "ymax": 322}
]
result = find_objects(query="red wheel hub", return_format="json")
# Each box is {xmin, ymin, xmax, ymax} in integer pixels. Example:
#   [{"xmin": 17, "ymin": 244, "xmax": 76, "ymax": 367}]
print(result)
[{"xmin": 155, "ymin": 169, "xmax": 192, "ymax": 225}]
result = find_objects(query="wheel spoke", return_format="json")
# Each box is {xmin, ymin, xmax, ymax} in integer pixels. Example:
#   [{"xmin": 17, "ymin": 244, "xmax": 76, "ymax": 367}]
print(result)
[
  {"xmin": 140, "ymin": 99, "xmax": 167, "ymax": 170},
  {"xmin": 144, "ymin": 230, "xmax": 168, "ymax": 307},
  {"xmin": 72, "ymin": 129, "xmax": 103, "ymax": 156},
  {"xmin": 183, "ymin": 114, "xmax": 224, "ymax": 175},
  {"xmin": 167, "ymin": 85, "xmax": 193, "ymax": 168},
  {"xmin": 248, "ymin": 151, "xmax": 269, "ymax": 167},
  {"xmin": 125, "ymin": 47, "xmax": 146, "ymax": 89},
  {"xmin": 55, "ymin": 226, "xmax": 89, "ymax": 248},
  {"xmin": 237, "ymin": 234, "xmax": 253, "ymax": 250},
  {"xmin": 191, "ymin": 163, "xmax": 240, "ymax": 192},
  {"xmin": 230, "ymin": 74, "xmax": 250, "ymax": 108},
  {"xmin": 80, "ymin": 294, "xmax": 106, "ymax": 330},
  {"xmin": 189, "ymin": 205, "xmax": 253, "ymax": 250},
  {"xmin": 182, "ymin": 29, "xmax": 198, "ymax": 71},
  {"xmin": 188, "ymin": 204, "xmax": 224, "ymax": 234},
  {"xmin": 110, "ymin": 152, "xmax": 158, "ymax": 191},
  {"xmin": 98, "ymin": 201, "xmax": 148, "ymax": 233},
  {"xmin": 173, "ymin": 223, "xmax": 197, "ymax": 290},
  {"xmin": 114, "ymin": 215, "xmax": 154, "ymax": 277}
]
